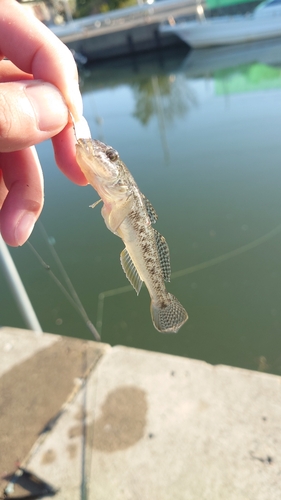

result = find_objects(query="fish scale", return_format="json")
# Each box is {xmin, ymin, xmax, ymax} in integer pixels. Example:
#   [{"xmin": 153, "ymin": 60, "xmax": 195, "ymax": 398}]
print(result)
[{"xmin": 76, "ymin": 138, "xmax": 188, "ymax": 333}]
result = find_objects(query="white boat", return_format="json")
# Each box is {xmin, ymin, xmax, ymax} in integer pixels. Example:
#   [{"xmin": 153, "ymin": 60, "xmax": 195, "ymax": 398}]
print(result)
[
  {"xmin": 159, "ymin": 0, "xmax": 281, "ymax": 48},
  {"xmin": 180, "ymin": 37, "xmax": 281, "ymax": 76}
]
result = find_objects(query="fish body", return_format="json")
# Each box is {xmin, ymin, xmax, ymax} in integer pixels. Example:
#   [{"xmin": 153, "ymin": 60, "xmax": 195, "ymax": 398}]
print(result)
[{"xmin": 76, "ymin": 138, "xmax": 188, "ymax": 333}]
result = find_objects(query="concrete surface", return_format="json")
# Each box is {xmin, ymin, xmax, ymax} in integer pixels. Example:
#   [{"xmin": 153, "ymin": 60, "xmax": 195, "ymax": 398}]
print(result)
[
  {"xmin": 0, "ymin": 327, "xmax": 109, "ymax": 496},
  {"xmin": 1, "ymin": 327, "xmax": 281, "ymax": 499}
]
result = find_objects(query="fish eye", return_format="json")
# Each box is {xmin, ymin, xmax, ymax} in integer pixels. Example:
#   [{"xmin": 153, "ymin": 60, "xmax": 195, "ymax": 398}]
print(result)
[{"xmin": 106, "ymin": 148, "xmax": 119, "ymax": 162}]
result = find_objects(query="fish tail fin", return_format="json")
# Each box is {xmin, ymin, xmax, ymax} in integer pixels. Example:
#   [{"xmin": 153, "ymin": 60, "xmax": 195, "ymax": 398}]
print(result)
[{"xmin": 151, "ymin": 293, "xmax": 188, "ymax": 334}]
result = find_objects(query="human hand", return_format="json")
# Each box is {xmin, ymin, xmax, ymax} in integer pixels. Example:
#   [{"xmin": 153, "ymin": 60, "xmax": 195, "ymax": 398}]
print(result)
[{"xmin": 0, "ymin": 0, "xmax": 88, "ymax": 247}]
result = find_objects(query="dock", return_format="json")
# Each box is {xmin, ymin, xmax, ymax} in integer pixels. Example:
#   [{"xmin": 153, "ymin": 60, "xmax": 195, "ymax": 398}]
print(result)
[
  {"xmin": 1, "ymin": 326, "xmax": 281, "ymax": 499},
  {"xmin": 51, "ymin": 0, "xmax": 200, "ymax": 61},
  {"xmin": 50, "ymin": 0, "xmax": 261, "ymax": 61}
]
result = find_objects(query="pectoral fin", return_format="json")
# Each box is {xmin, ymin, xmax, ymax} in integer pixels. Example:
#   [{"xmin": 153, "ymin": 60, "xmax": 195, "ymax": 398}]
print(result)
[
  {"xmin": 153, "ymin": 229, "xmax": 171, "ymax": 282},
  {"xmin": 90, "ymin": 199, "xmax": 102, "ymax": 209},
  {"xmin": 120, "ymin": 248, "xmax": 143, "ymax": 295},
  {"xmin": 102, "ymin": 196, "xmax": 134, "ymax": 233}
]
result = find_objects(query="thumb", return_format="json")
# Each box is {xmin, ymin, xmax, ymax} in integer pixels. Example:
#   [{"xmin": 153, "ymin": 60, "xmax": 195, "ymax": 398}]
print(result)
[{"xmin": 0, "ymin": 80, "xmax": 69, "ymax": 152}]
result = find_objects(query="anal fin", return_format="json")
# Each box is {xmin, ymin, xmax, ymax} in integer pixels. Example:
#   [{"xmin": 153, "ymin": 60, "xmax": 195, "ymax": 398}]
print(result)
[{"xmin": 120, "ymin": 248, "xmax": 143, "ymax": 295}]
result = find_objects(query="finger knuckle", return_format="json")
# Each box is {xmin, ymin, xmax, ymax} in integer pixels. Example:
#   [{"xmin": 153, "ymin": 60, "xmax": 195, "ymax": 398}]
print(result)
[
  {"xmin": 0, "ymin": 93, "xmax": 18, "ymax": 150},
  {"xmin": 0, "ymin": 92, "xmax": 14, "ymax": 142}
]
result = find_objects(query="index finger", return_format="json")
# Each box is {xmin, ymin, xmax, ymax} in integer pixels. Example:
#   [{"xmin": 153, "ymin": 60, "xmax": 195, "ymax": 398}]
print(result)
[{"xmin": 0, "ymin": 0, "xmax": 82, "ymax": 121}]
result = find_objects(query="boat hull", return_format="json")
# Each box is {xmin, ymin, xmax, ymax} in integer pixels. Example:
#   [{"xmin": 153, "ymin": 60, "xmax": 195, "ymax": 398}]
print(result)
[{"xmin": 160, "ymin": 16, "xmax": 281, "ymax": 48}]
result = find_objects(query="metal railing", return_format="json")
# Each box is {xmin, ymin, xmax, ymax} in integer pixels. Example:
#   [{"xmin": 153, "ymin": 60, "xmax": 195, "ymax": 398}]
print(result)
[{"xmin": 0, "ymin": 236, "xmax": 42, "ymax": 332}]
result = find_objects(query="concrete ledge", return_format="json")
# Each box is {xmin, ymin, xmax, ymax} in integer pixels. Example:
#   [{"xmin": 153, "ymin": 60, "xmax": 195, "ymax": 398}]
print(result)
[
  {"xmin": 0, "ymin": 327, "xmax": 110, "ymax": 494},
  {"xmin": 1, "ymin": 327, "xmax": 281, "ymax": 499}
]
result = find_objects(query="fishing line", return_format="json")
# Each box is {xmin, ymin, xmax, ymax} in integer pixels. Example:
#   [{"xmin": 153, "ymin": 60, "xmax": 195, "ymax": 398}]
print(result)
[
  {"xmin": 27, "ymin": 225, "xmax": 100, "ymax": 342},
  {"xmin": 80, "ymin": 349, "xmax": 89, "ymax": 500},
  {"xmin": 38, "ymin": 222, "xmax": 99, "ymax": 336},
  {"xmin": 171, "ymin": 222, "xmax": 281, "ymax": 279},
  {"xmin": 96, "ymin": 222, "xmax": 281, "ymax": 333}
]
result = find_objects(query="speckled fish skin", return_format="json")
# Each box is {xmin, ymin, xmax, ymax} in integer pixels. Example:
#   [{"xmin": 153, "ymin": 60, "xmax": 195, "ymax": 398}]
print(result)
[{"xmin": 76, "ymin": 138, "xmax": 188, "ymax": 333}]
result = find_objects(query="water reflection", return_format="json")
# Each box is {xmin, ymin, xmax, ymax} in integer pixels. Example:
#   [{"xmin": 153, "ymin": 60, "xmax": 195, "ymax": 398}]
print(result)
[
  {"xmin": 181, "ymin": 37, "xmax": 281, "ymax": 76},
  {"xmin": 2, "ymin": 40, "xmax": 281, "ymax": 374},
  {"xmin": 131, "ymin": 74, "xmax": 196, "ymax": 125}
]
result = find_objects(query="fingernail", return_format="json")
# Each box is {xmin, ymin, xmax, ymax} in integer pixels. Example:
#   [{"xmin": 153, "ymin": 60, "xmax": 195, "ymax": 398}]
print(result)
[
  {"xmin": 74, "ymin": 116, "xmax": 91, "ymax": 140},
  {"xmin": 15, "ymin": 212, "xmax": 37, "ymax": 246},
  {"xmin": 25, "ymin": 81, "xmax": 68, "ymax": 132},
  {"xmin": 68, "ymin": 81, "xmax": 83, "ymax": 121}
]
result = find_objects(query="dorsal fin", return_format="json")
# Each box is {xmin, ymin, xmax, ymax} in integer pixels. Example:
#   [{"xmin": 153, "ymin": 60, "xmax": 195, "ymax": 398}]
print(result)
[
  {"xmin": 143, "ymin": 195, "xmax": 158, "ymax": 224},
  {"xmin": 153, "ymin": 229, "xmax": 171, "ymax": 282},
  {"xmin": 120, "ymin": 248, "xmax": 143, "ymax": 295}
]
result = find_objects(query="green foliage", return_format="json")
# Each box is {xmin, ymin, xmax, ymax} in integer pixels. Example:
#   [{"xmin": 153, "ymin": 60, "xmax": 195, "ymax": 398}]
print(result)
[
  {"xmin": 206, "ymin": 0, "xmax": 257, "ymax": 7},
  {"xmin": 74, "ymin": 0, "xmax": 136, "ymax": 17},
  {"xmin": 73, "ymin": 0, "xmax": 97, "ymax": 17}
]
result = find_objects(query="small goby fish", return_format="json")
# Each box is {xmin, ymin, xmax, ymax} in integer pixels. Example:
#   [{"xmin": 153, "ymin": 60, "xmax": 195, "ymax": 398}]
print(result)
[{"xmin": 76, "ymin": 139, "xmax": 188, "ymax": 333}]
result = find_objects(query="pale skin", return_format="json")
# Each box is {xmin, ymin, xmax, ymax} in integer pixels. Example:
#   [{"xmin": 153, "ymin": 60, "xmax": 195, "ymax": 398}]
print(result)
[{"xmin": 0, "ymin": 0, "xmax": 88, "ymax": 247}]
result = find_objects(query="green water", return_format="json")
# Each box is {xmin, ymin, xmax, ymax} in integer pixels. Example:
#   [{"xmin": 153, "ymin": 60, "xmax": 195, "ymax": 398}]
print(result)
[{"xmin": 2, "ymin": 41, "xmax": 281, "ymax": 374}]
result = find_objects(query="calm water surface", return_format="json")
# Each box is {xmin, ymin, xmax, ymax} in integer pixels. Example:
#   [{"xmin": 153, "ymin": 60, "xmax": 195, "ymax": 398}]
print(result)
[{"xmin": 2, "ymin": 40, "xmax": 281, "ymax": 374}]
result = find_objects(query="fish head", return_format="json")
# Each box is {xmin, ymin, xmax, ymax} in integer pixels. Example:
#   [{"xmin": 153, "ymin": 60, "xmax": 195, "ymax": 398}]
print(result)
[
  {"xmin": 76, "ymin": 139, "xmax": 121, "ymax": 185},
  {"xmin": 76, "ymin": 138, "xmax": 133, "ymax": 204}
]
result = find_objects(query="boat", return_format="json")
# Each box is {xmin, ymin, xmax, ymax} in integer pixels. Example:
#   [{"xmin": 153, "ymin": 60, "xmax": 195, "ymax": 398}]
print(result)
[
  {"xmin": 159, "ymin": 0, "xmax": 281, "ymax": 48},
  {"xmin": 180, "ymin": 37, "xmax": 281, "ymax": 76}
]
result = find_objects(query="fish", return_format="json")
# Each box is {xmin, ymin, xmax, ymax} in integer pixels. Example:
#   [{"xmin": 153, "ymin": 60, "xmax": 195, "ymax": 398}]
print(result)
[{"xmin": 76, "ymin": 138, "xmax": 188, "ymax": 333}]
